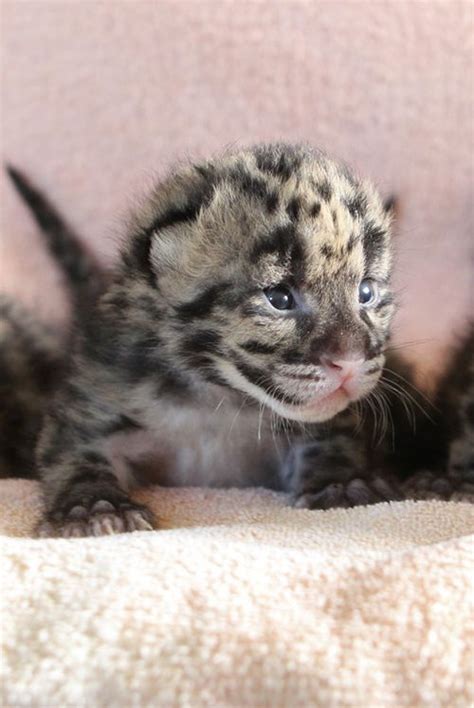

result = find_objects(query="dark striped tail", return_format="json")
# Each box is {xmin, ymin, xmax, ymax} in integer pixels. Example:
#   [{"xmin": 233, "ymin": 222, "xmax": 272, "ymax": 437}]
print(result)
[{"xmin": 6, "ymin": 164, "xmax": 107, "ymax": 310}]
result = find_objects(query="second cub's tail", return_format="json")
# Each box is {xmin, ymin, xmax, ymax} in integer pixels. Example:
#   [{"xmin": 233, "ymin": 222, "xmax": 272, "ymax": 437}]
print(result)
[{"xmin": 6, "ymin": 165, "xmax": 107, "ymax": 311}]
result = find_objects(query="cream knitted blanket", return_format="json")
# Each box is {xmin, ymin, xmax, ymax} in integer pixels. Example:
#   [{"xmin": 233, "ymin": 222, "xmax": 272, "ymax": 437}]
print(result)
[{"xmin": 1, "ymin": 479, "xmax": 473, "ymax": 707}]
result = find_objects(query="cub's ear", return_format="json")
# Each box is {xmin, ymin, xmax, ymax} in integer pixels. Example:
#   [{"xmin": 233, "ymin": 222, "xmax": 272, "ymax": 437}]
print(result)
[
  {"xmin": 123, "ymin": 163, "xmax": 218, "ymax": 279},
  {"xmin": 383, "ymin": 195, "xmax": 398, "ymax": 217}
]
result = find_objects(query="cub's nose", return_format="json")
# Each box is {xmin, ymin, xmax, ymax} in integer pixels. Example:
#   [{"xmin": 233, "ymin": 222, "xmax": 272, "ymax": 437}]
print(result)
[{"xmin": 320, "ymin": 354, "xmax": 365, "ymax": 382}]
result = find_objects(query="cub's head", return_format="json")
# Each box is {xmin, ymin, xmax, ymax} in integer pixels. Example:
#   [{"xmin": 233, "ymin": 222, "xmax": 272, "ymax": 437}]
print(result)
[{"xmin": 124, "ymin": 143, "xmax": 395, "ymax": 422}]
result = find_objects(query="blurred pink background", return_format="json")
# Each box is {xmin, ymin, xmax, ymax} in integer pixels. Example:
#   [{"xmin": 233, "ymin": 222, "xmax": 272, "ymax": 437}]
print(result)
[{"xmin": 1, "ymin": 1, "xmax": 472, "ymax": 384}]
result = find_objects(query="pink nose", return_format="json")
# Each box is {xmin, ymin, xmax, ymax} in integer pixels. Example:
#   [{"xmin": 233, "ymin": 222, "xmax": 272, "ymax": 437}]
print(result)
[{"xmin": 321, "ymin": 355, "xmax": 365, "ymax": 381}]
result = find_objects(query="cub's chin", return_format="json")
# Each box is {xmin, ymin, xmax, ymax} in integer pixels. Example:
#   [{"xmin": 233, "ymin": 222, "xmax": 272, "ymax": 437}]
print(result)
[
  {"xmin": 266, "ymin": 387, "xmax": 351, "ymax": 423},
  {"xmin": 265, "ymin": 376, "xmax": 381, "ymax": 423}
]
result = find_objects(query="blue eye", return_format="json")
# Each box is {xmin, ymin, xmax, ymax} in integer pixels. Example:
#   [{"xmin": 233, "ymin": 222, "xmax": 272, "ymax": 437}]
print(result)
[
  {"xmin": 264, "ymin": 285, "xmax": 295, "ymax": 311},
  {"xmin": 359, "ymin": 279, "xmax": 378, "ymax": 306}
]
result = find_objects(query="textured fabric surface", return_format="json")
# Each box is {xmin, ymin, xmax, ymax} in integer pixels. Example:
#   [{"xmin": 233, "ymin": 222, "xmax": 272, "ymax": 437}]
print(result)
[
  {"xmin": 1, "ymin": 479, "xmax": 473, "ymax": 707},
  {"xmin": 1, "ymin": 1, "xmax": 473, "ymax": 380}
]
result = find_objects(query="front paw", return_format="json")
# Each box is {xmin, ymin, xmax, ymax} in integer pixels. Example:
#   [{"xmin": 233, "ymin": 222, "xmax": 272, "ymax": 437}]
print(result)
[
  {"xmin": 294, "ymin": 475, "xmax": 403, "ymax": 510},
  {"xmin": 402, "ymin": 470, "xmax": 474, "ymax": 502},
  {"xmin": 38, "ymin": 499, "xmax": 155, "ymax": 538}
]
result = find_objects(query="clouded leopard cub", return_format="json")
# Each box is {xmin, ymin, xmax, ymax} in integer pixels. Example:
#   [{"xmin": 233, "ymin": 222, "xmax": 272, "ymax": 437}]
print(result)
[{"xmin": 4, "ymin": 144, "xmax": 472, "ymax": 537}]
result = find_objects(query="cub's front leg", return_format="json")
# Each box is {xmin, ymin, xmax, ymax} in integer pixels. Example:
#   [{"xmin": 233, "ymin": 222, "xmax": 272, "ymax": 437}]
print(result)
[
  {"xmin": 283, "ymin": 419, "xmax": 402, "ymax": 509},
  {"xmin": 37, "ymin": 392, "xmax": 155, "ymax": 538}
]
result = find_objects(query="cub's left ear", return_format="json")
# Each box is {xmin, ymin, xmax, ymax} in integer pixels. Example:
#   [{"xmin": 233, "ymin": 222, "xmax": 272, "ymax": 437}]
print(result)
[{"xmin": 383, "ymin": 195, "xmax": 398, "ymax": 217}]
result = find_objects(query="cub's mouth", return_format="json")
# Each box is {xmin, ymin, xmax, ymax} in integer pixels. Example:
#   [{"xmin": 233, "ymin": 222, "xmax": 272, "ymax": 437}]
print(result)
[
  {"xmin": 267, "ymin": 360, "xmax": 383, "ymax": 421},
  {"xmin": 217, "ymin": 357, "xmax": 383, "ymax": 423}
]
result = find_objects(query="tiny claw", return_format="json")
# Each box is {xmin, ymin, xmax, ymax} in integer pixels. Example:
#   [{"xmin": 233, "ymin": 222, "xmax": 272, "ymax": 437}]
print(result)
[
  {"xmin": 92, "ymin": 517, "xmax": 116, "ymax": 536},
  {"xmin": 124, "ymin": 509, "xmax": 154, "ymax": 532}
]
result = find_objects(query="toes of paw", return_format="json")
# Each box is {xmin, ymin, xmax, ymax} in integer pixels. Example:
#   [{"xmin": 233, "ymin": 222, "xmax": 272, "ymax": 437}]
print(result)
[
  {"xmin": 431, "ymin": 478, "xmax": 453, "ymax": 496},
  {"xmin": 90, "ymin": 513, "xmax": 125, "ymax": 536},
  {"xmin": 41, "ymin": 498, "xmax": 155, "ymax": 538},
  {"xmin": 295, "ymin": 484, "xmax": 347, "ymax": 510},
  {"xmin": 344, "ymin": 478, "xmax": 378, "ymax": 506},
  {"xmin": 296, "ymin": 477, "xmax": 397, "ymax": 510},
  {"xmin": 67, "ymin": 505, "xmax": 89, "ymax": 520},
  {"xmin": 451, "ymin": 489, "xmax": 474, "ymax": 502},
  {"xmin": 63, "ymin": 521, "xmax": 88, "ymax": 538},
  {"xmin": 371, "ymin": 477, "xmax": 403, "ymax": 501},
  {"xmin": 87, "ymin": 504, "xmax": 154, "ymax": 535},
  {"xmin": 90, "ymin": 499, "xmax": 116, "ymax": 515},
  {"xmin": 123, "ymin": 508, "xmax": 154, "ymax": 532},
  {"xmin": 406, "ymin": 471, "xmax": 436, "ymax": 493}
]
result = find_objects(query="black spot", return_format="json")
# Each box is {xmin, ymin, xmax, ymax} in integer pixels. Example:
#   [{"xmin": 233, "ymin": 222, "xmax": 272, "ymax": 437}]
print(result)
[
  {"xmin": 363, "ymin": 220, "xmax": 387, "ymax": 259},
  {"xmin": 238, "ymin": 340, "xmax": 278, "ymax": 355},
  {"xmin": 309, "ymin": 202, "xmax": 321, "ymax": 218},
  {"xmin": 320, "ymin": 244, "xmax": 335, "ymax": 259},
  {"xmin": 157, "ymin": 368, "xmax": 190, "ymax": 397},
  {"xmin": 346, "ymin": 233, "xmax": 358, "ymax": 253},
  {"xmin": 178, "ymin": 330, "xmax": 223, "ymax": 373},
  {"xmin": 175, "ymin": 282, "xmax": 233, "ymax": 321},
  {"xmin": 228, "ymin": 165, "xmax": 269, "ymax": 201},
  {"xmin": 265, "ymin": 191, "xmax": 280, "ymax": 213},
  {"xmin": 251, "ymin": 224, "xmax": 296, "ymax": 261},
  {"xmin": 254, "ymin": 144, "xmax": 303, "ymax": 181},
  {"xmin": 286, "ymin": 197, "xmax": 301, "ymax": 222},
  {"xmin": 316, "ymin": 179, "xmax": 332, "ymax": 202},
  {"xmin": 345, "ymin": 193, "xmax": 368, "ymax": 219},
  {"xmin": 181, "ymin": 329, "xmax": 222, "ymax": 356}
]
